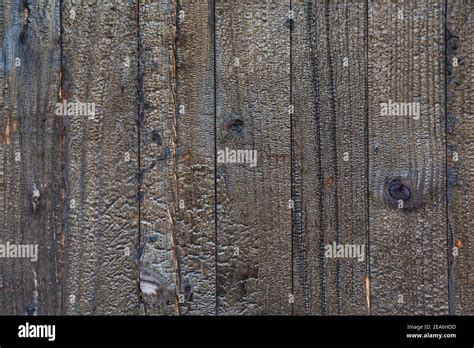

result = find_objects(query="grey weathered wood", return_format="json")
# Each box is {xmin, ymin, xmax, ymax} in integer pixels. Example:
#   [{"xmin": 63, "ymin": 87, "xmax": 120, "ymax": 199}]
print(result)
[
  {"xmin": 215, "ymin": 0, "xmax": 292, "ymax": 315},
  {"xmin": 1, "ymin": 0, "xmax": 471, "ymax": 317},
  {"xmin": 368, "ymin": 0, "xmax": 448, "ymax": 315},
  {"xmin": 139, "ymin": 0, "xmax": 215, "ymax": 316},
  {"xmin": 61, "ymin": 1, "xmax": 139, "ymax": 314},
  {"xmin": 173, "ymin": 0, "xmax": 216, "ymax": 315},
  {"xmin": 446, "ymin": 0, "xmax": 474, "ymax": 315},
  {"xmin": 138, "ymin": 0, "xmax": 179, "ymax": 316},
  {"xmin": 0, "ymin": 0, "xmax": 62, "ymax": 315},
  {"xmin": 292, "ymin": 0, "xmax": 368, "ymax": 315}
]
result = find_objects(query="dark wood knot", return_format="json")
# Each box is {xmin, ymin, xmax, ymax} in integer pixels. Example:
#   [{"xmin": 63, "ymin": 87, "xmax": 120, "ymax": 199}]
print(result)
[
  {"xmin": 384, "ymin": 177, "xmax": 419, "ymax": 210},
  {"xmin": 388, "ymin": 181, "xmax": 411, "ymax": 201}
]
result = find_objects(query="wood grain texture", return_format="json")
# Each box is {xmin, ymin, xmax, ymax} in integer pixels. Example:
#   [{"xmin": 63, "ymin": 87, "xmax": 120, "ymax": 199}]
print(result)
[
  {"xmin": 0, "ymin": 0, "xmax": 62, "ymax": 315},
  {"xmin": 292, "ymin": 0, "xmax": 368, "ymax": 315},
  {"xmin": 215, "ymin": 0, "xmax": 292, "ymax": 315},
  {"xmin": 368, "ymin": 0, "xmax": 448, "ymax": 315},
  {"xmin": 139, "ymin": 0, "xmax": 215, "ymax": 316},
  {"xmin": 173, "ymin": 0, "xmax": 216, "ymax": 315},
  {"xmin": 0, "ymin": 0, "xmax": 472, "ymax": 317},
  {"xmin": 446, "ymin": 0, "xmax": 473, "ymax": 315},
  {"xmin": 61, "ymin": 0, "xmax": 139, "ymax": 315},
  {"xmin": 138, "ymin": 0, "xmax": 179, "ymax": 316}
]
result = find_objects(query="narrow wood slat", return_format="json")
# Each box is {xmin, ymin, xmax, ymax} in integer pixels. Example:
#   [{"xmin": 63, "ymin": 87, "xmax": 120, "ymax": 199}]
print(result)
[
  {"xmin": 138, "ymin": 0, "xmax": 180, "ymax": 316},
  {"xmin": 139, "ymin": 0, "xmax": 215, "ymax": 315},
  {"xmin": 61, "ymin": 1, "xmax": 139, "ymax": 314},
  {"xmin": 368, "ymin": 0, "xmax": 448, "ymax": 315},
  {"xmin": 215, "ymin": 0, "xmax": 292, "ymax": 315},
  {"xmin": 292, "ymin": 0, "xmax": 368, "ymax": 315},
  {"xmin": 0, "ymin": 0, "xmax": 62, "ymax": 315},
  {"xmin": 446, "ymin": 0, "xmax": 474, "ymax": 315}
]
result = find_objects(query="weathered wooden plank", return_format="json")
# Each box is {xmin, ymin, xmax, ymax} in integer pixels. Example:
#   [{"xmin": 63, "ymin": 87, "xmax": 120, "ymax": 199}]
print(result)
[
  {"xmin": 173, "ymin": 0, "xmax": 216, "ymax": 315},
  {"xmin": 138, "ymin": 0, "xmax": 179, "ymax": 316},
  {"xmin": 291, "ymin": 0, "xmax": 368, "ymax": 315},
  {"xmin": 0, "ymin": 0, "xmax": 62, "ymax": 315},
  {"xmin": 61, "ymin": 0, "xmax": 139, "ymax": 314},
  {"xmin": 215, "ymin": 0, "xmax": 292, "ymax": 315},
  {"xmin": 446, "ymin": 0, "xmax": 474, "ymax": 315},
  {"xmin": 368, "ymin": 0, "xmax": 448, "ymax": 315},
  {"xmin": 139, "ymin": 0, "xmax": 215, "ymax": 316}
]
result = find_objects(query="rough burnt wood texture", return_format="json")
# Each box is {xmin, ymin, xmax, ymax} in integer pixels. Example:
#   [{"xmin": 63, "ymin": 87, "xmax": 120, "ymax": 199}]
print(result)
[
  {"xmin": 368, "ymin": 0, "xmax": 448, "ymax": 315},
  {"xmin": 1, "ymin": 0, "xmax": 62, "ymax": 315},
  {"xmin": 0, "ymin": 0, "xmax": 472, "ymax": 315},
  {"xmin": 446, "ymin": 0, "xmax": 473, "ymax": 315},
  {"xmin": 60, "ymin": 0, "xmax": 139, "ymax": 315},
  {"xmin": 139, "ymin": 0, "xmax": 215, "ymax": 316},
  {"xmin": 215, "ymin": 0, "xmax": 292, "ymax": 315},
  {"xmin": 292, "ymin": 0, "xmax": 368, "ymax": 315}
]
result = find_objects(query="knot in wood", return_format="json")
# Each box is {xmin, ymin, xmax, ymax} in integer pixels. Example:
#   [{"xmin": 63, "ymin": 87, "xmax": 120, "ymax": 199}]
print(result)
[
  {"xmin": 388, "ymin": 180, "xmax": 411, "ymax": 201},
  {"xmin": 384, "ymin": 176, "xmax": 420, "ymax": 210}
]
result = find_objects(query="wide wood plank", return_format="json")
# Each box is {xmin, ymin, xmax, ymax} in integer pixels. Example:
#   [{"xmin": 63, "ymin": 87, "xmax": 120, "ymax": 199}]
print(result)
[
  {"xmin": 61, "ymin": 0, "xmax": 139, "ymax": 314},
  {"xmin": 215, "ymin": 0, "xmax": 292, "ymax": 315},
  {"xmin": 446, "ymin": 0, "xmax": 473, "ymax": 315},
  {"xmin": 292, "ymin": 0, "xmax": 368, "ymax": 315},
  {"xmin": 139, "ymin": 0, "xmax": 215, "ymax": 315},
  {"xmin": 0, "ymin": 0, "xmax": 62, "ymax": 315},
  {"xmin": 368, "ymin": 0, "xmax": 448, "ymax": 315}
]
